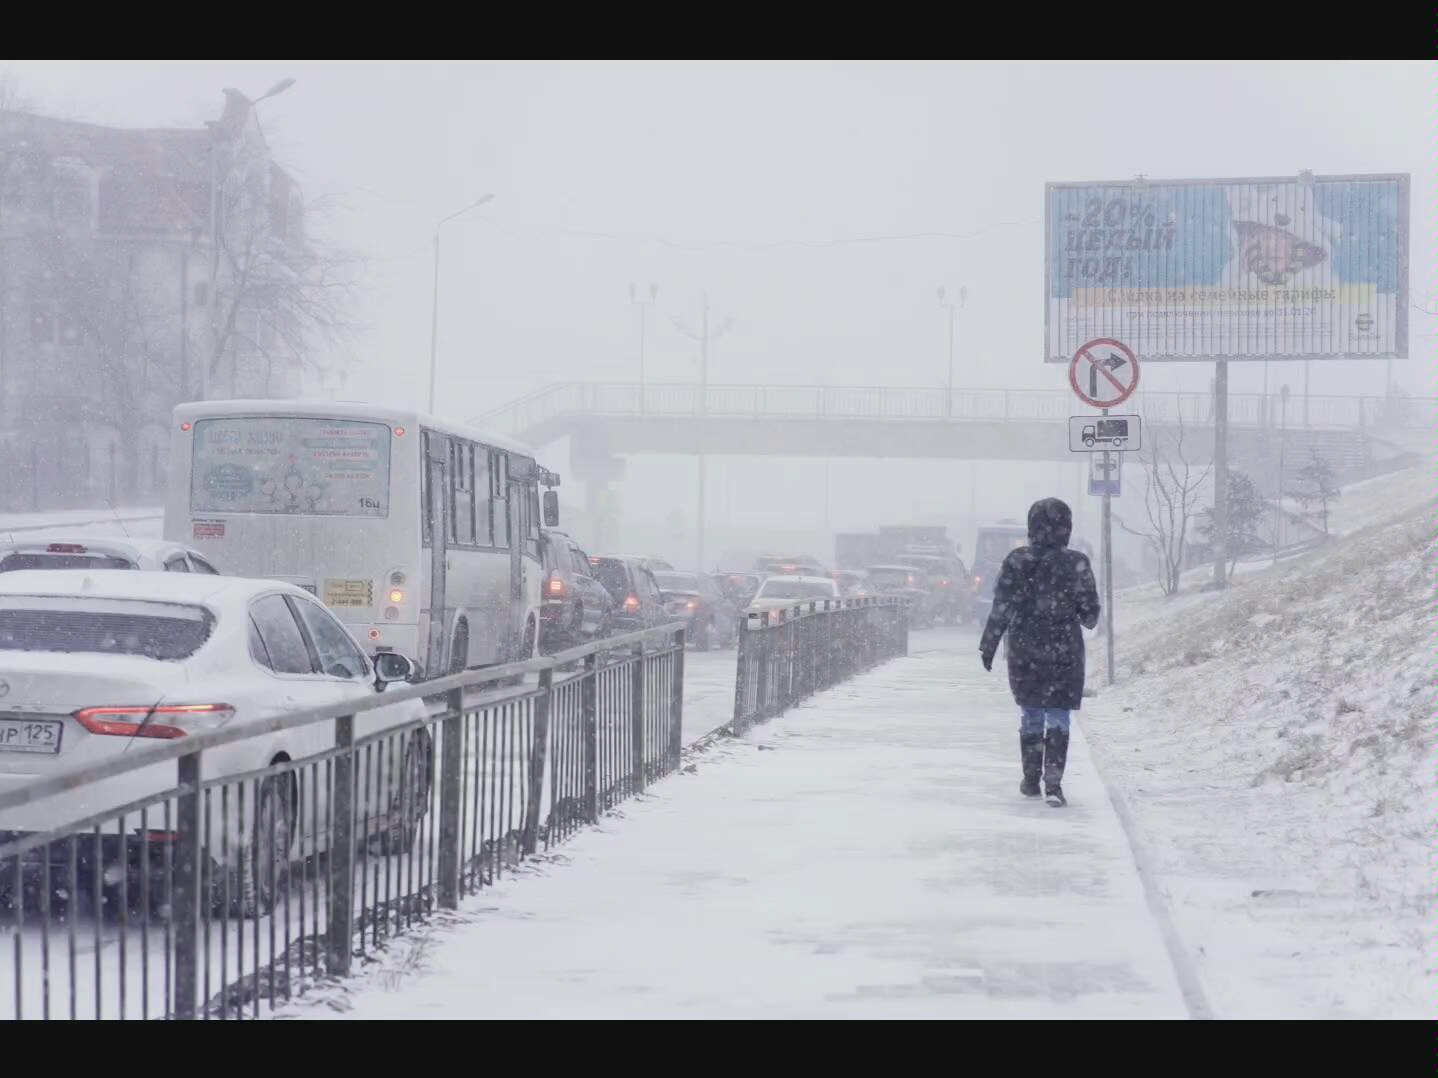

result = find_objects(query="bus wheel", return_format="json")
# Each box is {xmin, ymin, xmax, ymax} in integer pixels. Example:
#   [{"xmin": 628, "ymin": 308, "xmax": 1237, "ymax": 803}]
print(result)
[{"xmin": 449, "ymin": 621, "xmax": 469, "ymax": 676}]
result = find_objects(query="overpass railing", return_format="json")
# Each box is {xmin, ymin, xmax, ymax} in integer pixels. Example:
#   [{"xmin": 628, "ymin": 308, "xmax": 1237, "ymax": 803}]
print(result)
[
  {"xmin": 480, "ymin": 382, "xmax": 1436, "ymax": 440},
  {"xmin": 0, "ymin": 625, "xmax": 685, "ymax": 1021},
  {"xmin": 732, "ymin": 598, "xmax": 907, "ymax": 734}
]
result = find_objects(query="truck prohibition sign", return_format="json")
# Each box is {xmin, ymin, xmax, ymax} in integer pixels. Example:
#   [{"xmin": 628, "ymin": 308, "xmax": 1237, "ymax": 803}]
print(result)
[{"xmin": 1068, "ymin": 414, "xmax": 1142, "ymax": 453}]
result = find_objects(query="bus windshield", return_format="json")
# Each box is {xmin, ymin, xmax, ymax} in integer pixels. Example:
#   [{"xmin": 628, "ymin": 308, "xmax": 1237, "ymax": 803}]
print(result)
[{"xmin": 190, "ymin": 416, "xmax": 392, "ymax": 517}]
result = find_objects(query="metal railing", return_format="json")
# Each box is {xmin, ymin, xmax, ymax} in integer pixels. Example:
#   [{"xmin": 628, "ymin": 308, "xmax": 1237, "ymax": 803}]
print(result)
[
  {"xmin": 0, "ymin": 624, "xmax": 685, "ymax": 1021},
  {"xmin": 478, "ymin": 381, "xmax": 1438, "ymax": 440},
  {"xmin": 732, "ymin": 598, "xmax": 908, "ymax": 734}
]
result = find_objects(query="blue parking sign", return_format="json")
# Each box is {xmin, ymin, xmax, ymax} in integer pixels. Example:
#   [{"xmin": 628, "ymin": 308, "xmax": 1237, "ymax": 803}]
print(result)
[{"xmin": 1089, "ymin": 453, "xmax": 1121, "ymax": 497}]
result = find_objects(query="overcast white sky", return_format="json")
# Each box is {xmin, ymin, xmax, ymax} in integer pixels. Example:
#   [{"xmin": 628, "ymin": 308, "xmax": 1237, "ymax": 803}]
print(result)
[{"xmin": 6, "ymin": 60, "xmax": 1432, "ymax": 562}]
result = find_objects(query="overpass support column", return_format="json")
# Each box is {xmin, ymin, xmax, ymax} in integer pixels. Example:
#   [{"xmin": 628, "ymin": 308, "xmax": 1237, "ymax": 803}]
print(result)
[
  {"xmin": 571, "ymin": 427, "xmax": 626, "ymax": 553},
  {"xmin": 586, "ymin": 478, "xmax": 622, "ymax": 553}
]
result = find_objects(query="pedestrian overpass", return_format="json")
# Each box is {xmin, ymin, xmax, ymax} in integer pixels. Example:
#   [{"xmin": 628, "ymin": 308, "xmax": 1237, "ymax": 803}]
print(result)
[{"xmin": 474, "ymin": 382, "xmax": 1427, "ymax": 549}]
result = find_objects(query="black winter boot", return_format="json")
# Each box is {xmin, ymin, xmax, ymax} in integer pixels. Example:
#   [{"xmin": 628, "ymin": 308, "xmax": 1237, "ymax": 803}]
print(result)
[
  {"xmin": 1019, "ymin": 732, "xmax": 1043, "ymax": 797},
  {"xmin": 1043, "ymin": 726, "xmax": 1070, "ymax": 806}
]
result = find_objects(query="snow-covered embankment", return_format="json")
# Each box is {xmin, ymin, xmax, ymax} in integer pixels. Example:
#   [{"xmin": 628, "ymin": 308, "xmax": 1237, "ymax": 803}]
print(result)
[{"xmin": 1082, "ymin": 478, "xmax": 1435, "ymax": 1018}]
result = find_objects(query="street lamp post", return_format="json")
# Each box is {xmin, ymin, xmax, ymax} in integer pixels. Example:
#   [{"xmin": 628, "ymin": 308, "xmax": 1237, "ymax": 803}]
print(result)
[
  {"xmin": 427, "ymin": 194, "xmax": 495, "ymax": 416},
  {"xmin": 629, "ymin": 282, "xmax": 658, "ymax": 412},
  {"xmin": 937, "ymin": 285, "xmax": 967, "ymax": 418},
  {"xmin": 675, "ymin": 293, "xmax": 735, "ymax": 570}
]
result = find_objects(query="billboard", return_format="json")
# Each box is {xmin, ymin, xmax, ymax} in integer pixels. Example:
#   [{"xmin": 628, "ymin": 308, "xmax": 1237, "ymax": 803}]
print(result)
[{"xmin": 1045, "ymin": 174, "xmax": 1409, "ymax": 362}]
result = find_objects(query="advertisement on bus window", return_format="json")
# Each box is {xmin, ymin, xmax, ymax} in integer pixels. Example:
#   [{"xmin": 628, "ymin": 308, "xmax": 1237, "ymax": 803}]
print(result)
[{"xmin": 190, "ymin": 417, "xmax": 392, "ymax": 517}]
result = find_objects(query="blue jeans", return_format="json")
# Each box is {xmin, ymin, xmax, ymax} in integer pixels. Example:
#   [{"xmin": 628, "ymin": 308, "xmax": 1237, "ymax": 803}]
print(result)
[{"xmin": 1020, "ymin": 707, "xmax": 1071, "ymax": 737}]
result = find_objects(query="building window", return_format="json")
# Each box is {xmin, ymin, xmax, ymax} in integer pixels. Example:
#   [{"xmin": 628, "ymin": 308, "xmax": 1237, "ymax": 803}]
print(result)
[
  {"xmin": 51, "ymin": 170, "xmax": 92, "ymax": 227},
  {"xmin": 30, "ymin": 300, "xmax": 84, "ymax": 346}
]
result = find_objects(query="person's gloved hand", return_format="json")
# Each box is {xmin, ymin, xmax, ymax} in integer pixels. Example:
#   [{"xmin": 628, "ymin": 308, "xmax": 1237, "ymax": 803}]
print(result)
[{"xmin": 980, "ymin": 648, "xmax": 994, "ymax": 672}]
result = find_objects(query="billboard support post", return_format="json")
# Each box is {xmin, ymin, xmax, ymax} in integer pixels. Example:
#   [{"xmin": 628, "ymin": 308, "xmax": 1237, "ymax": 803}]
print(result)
[{"xmin": 1212, "ymin": 359, "xmax": 1229, "ymax": 589}]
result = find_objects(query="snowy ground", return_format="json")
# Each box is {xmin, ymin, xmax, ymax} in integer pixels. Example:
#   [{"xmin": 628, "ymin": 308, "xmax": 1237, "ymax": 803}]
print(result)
[
  {"xmin": 278, "ymin": 630, "xmax": 1194, "ymax": 1020},
  {"xmin": 1081, "ymin": 491, "xmax": 1435, "ymax": 1018}
]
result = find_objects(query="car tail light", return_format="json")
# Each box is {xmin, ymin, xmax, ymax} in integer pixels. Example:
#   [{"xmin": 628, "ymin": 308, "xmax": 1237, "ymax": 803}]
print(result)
[
  {"xmin": 73, "ymin": 704, "xmax": 235, "ymax": 740},
  {"xmin": 546, "ymin": 573, "xmax": 567, "ymax": 599},
  {"xmin": 46, "ymin": 543, "xmax": 87, "ymax": 554},
  {"xmin": 907, "ymin": 574, "xmax": 917, "ymax": 586},
  {"xmin": 623, "ymin": 594, "xmax": 640, "ymax": 612},
  {"xmin": 686, "ymin": 599, "xmax": 698, "ymax": 610},
  {"xmin": 939, "ymin": 578, "xmax": 950, "ymax": 588},
  {"xmin": 388, "ymin": 587, "xmax": 406, "ymax": 604}
]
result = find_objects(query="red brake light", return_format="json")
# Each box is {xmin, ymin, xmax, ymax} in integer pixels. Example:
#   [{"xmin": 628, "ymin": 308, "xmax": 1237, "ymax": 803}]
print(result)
[
  {"xmin": 623, "ymin": 594, "xmax": 640, "ymax": 612},
  {"xmin": 180, "ymin": 421, "xmax": 192, "ymax": 432},
  {"xmin": 73, "ymin": 704, "xmax": 234, "ymax": 740},
  {"xmin": 546, "ymin": 573, "xmax": 567, "ymax": 598},
  {"xmin": 686, "ymin": 599, "xmax": 698, "ymax": 610},
  {"xmin": 393, "ymin": 426, "xmax": 406, "ymax": 437}
]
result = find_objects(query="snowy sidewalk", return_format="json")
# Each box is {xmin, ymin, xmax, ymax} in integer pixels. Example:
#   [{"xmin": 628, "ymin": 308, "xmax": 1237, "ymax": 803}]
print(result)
[{"xmin": 290, "ymin": 632, "xmax": 1193, "ymax": 1020}]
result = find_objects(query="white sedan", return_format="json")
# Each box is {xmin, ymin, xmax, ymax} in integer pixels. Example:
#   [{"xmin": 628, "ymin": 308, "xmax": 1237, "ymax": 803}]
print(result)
[
  {"xmin": 746, "ymin": 574, "xmax": 841, "ymax": 616},
  {"xmin": 0, "ymin": 571, "xmax": 429, "ymax": 917},
  {"xmin": 0, "ymin": 535, "xmax": 221, "ymax": 575}
]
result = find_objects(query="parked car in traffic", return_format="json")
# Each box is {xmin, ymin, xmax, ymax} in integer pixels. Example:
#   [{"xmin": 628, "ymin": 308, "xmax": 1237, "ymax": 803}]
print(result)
[
  {"xmin": 588, "ymin": 556, "xmax": 671, "ymax": 634},
  {"xmin": 612, "ymin": 555, "xmax": 674, "ymax": 573},
  {"xmin": 652, "ymin": 570, "xmax": 736, "ymax": 650},
  {"xmin": 0, "ymin": 536, "xmax": 222, "ymax": 576},
  {"xmin": 754, "ymin": 555, "xmax": 827, "ymax": 577},
  {"xmin": 746, "ymin": 574, "xmax": 841, "ymax": 616},
  {"xmin": 831, "ymin": 569, "xmax": 869, "ymax": 597},
  {"xmin": 0, "ymin": 571, "xmax": 430, "ymax": 919},
  {"xmin": 863, "ymin": 564, "xmax": 936, "ymax": 627},
  {"xmin": 714, "ymin": 571, "xmax": 763, "ymax": 611},
  {"xmin": 539, "ymin": 529, "xmax": 615, "ymax": 652},
  {"xmin": 894, "ymin": 553, "xmax": 969, "ymax": 624}
]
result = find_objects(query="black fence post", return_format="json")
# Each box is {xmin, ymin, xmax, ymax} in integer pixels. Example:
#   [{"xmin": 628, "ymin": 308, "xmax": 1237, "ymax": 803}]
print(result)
[
  {"xmin": 436, "ymin": 687, "xmax": 464, "ymax": 909},
  {"xmin": 522, "ymin": 667, "xmax": 553, "ymax": 856},
  {"xmin": 326, "ymin": 715, "xmax": 356, "ymax": 978},
  {"xmin": 732, "ymin": 614, "xmax": 752, "ymax": 729},
  {"xmin": 668, "ymin": 628, "xmax": 685, "ymax": 770},
  {"xmin": 582, "ymin": 652, "xmax": 598, "ymax": 823},
  {"xmin": 754, "ymin": 615, "xmax": 772, "ymax": 724},
  {"xmin": 630, "ymin": 650, "xmax": 645, "ymax": 795},
  {"xmin": 171, "ymin": 751, "xmax": 203, "ymax": 1020}
]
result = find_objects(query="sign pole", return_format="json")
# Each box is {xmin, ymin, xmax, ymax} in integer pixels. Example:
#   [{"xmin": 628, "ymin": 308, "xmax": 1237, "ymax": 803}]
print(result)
[{"xmin": 1100, "ymin": 407, "xmax": 1115, "ymax": 687}]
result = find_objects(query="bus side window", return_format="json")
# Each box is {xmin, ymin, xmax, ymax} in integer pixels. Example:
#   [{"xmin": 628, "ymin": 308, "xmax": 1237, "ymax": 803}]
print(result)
[
  {"xmin": 474, "ymin": 447, "xmax": 493, "ymax": 546},
  {"xmin": 526, "ymin": 483, "xmax": 541, "ymax": 559},
  {"xmin": 491, "ymin": 450, "xmax": 510, "ymax": 550},
  {"xmin": 452, "ymin": 440, "xmax": 475, "ymax": 546},
  {"xmin": 421, "ymin": 431, "xmax": 432, "ymax": 548}
]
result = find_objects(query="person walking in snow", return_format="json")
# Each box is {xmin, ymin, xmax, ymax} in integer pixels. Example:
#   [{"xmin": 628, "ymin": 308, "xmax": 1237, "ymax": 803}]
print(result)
[{"xmin": 978, "ymin": 498, "xmax": 1101, "ymax": 807}]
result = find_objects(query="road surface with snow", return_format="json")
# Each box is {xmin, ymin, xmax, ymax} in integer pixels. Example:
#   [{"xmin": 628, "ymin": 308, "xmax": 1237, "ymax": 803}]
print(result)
[{"xmin": 282, "ymin": 629, "xmax": 1195, "ymax": 1020}]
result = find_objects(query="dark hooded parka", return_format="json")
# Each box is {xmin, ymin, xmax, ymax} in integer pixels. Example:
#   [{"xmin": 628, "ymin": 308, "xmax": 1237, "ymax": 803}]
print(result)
[{"xmin": 979, "ymin": 498, "xmax": 1102, "ymax": 710}]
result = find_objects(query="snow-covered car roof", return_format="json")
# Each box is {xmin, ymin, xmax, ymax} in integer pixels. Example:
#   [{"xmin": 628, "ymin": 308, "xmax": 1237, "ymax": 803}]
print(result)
[
  {"xmin": 758, "ymin": 575, "xmax": 836, "ymax": 587},
  {"xmin": 0, "ymin": 570, "xmax": 306, "ymax": 609},
  {"xmin": 866, "ymin": 564, "xmax": 921, "ymax": 573},
  {"xmin": 0, "ymin": 535, "xmax": 203, "ymax": 567}
]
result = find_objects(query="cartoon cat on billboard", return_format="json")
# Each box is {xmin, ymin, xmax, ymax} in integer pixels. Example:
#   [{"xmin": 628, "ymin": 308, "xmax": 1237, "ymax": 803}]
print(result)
[{"xmin": 1223, "ymin": 184, "xmax": 1336, "ymax": 287}]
